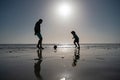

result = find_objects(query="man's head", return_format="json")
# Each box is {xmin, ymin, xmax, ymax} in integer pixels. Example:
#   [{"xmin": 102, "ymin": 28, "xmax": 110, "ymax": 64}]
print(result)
[{"xmin": 39, "ymin": 19, "xmax": 43, "ymax": 24}]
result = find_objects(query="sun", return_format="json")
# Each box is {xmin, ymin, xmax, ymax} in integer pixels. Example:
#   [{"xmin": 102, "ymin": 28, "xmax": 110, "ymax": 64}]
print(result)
[{"xmin": 58, "ymin": 3, "xmax": 71, "ymax": 17}]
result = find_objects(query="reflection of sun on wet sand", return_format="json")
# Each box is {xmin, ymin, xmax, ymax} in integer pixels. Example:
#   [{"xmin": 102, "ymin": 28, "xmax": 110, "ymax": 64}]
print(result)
[{"xmin": 0, "ymin": 44, "xmax": 120, "ymax": 80}]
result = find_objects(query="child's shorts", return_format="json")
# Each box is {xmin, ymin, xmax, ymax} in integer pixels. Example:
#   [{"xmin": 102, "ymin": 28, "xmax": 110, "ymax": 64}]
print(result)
[{"xmin": 74, "ymin": 39, "xmax": 79, "ymax": 43}]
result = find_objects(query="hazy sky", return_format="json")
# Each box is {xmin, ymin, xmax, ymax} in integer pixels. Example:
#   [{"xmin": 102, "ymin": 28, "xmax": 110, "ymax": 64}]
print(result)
[{"xmin": 0, "ymin": 0, "xmax": 120, "ymax": 44}]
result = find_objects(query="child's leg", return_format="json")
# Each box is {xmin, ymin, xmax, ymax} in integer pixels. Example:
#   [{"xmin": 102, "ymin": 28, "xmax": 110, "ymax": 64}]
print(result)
[
  {"xmin": 74, "ymin": 41, "xmax": 77, "ymax": 48},
  {"xmin": 77, "ymin": 42, "xmax": 80, "ymax": 48}
]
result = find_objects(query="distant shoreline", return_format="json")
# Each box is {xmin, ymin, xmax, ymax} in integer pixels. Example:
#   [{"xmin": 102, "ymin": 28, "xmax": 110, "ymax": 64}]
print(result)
[{"xmin": 0, "ymin": 43, "xmax": 120, "ymax": 45}]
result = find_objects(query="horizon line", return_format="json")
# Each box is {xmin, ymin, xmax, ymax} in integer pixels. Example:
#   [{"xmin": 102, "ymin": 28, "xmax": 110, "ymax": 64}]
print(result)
[{"xmin": 0, "ymin": 43, "xmax": 120, "ymax": 45}]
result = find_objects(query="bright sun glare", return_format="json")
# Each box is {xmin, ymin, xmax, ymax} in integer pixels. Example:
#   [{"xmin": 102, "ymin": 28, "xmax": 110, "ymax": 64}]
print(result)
[
  {"xmin": 58, "ymin": 3, "xmax": 71, "ymax": 17},
  {"xmin": 60, "ymin": 77, "xmax": 65, "ymax": 80}
]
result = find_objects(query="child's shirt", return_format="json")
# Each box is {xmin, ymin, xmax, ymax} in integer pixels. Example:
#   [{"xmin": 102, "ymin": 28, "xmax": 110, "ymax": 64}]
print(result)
[{"xmin": 73, "ymin": 34, "xmax": 79, "ymax": 40}]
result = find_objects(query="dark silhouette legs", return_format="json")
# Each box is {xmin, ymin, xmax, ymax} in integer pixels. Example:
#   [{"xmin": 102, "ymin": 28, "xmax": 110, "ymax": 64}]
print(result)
[
  {"xmin": 74, "ymin": 41, "xmax": 77, "ymax": 48},
  {"xmin": 37, "ymin": 37, "xmax": 44, "ymax": 49},
  {"xmin": 74, "ymin": 41, "xmax": 80, "ymax": 48},
  {"xmin": 77, "ymin": 42, "xmax": 80, "ymax": 48}
]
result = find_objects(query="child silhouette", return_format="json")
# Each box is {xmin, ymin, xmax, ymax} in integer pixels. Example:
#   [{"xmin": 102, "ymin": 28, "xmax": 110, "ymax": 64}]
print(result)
[{"xmin": 71, "ymin": 31, "xmax": 80, "ymax": 48}]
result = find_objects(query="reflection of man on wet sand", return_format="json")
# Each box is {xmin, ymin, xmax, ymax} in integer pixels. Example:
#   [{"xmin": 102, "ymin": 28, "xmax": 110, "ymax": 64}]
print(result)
[
  {"xmin": 72, "ymin": 48, "xmax": 80, "ymax": 67},
  {"xmin": 34, "ymin": 49, "xmax": 43, "ymax": 80}
]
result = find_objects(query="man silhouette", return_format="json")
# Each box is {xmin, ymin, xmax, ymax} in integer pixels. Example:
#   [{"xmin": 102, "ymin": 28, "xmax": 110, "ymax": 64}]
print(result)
[{"xmin": 34, "ymin": 19, "xmax": 44, "ymax": 49}]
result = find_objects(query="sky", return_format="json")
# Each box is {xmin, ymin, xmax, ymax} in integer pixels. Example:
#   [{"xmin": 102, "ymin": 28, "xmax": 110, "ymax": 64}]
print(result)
[{"xmin": 0, "ymin": 0, "xmax": 120, "ymax": 44}]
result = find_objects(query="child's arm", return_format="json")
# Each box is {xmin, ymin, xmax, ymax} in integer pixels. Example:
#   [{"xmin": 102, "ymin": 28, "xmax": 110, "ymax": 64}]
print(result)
[{"xmin": 72, "ymin": 35, "xmax": 74, "ymax": 39}]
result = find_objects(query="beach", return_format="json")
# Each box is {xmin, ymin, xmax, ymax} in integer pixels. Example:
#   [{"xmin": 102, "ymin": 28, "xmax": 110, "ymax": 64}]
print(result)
[{"xmin": 0, "ymin": 44, "xmax": 120, "ymax": 80}]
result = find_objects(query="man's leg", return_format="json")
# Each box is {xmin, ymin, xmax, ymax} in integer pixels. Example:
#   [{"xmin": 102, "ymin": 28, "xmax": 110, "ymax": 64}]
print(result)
[
  {"xmin": 36, "ymin": 33, "xmax": 44, "ymax": 49},
  {"xmin": 37, "ymin": 40, "xmax": 40, "ymax": 48},
  {"xmin": 39, "ymin": 37, "xmax": 43, "ymax": 49}
]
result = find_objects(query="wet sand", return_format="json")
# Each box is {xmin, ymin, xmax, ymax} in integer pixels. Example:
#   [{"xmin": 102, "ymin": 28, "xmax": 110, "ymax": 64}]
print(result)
[{"xmin": 0, "ymin": 44, "xmax": 120, "ymax": 80}]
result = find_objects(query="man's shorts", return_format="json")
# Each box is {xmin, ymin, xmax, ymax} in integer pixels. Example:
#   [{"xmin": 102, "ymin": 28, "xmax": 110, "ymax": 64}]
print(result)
[{"xmin": 36, "ymin": 33, "xmax": 42, "ymax": 39}]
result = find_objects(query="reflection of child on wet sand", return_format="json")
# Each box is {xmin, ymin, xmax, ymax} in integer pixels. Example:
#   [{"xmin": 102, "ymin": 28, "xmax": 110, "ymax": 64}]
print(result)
[
  {"xmin": 71, "ymin": 31, "xmax": 80, "ymax": 48},
  {"xmin": 72, "ymin": 48, "xmax": 80, "ymax": 67}
]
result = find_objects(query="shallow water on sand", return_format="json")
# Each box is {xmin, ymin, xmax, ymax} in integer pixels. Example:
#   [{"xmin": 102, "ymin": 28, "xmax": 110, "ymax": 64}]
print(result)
[{"xmin": 0, "ymin": 44, "xmax": 120, "ymax": 80}]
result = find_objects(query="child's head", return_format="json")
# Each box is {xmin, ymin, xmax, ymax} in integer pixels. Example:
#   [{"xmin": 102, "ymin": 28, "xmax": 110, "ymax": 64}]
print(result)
[{"xmin": 71, "ymin": 31, "xmax": 75, "ymax": 35}]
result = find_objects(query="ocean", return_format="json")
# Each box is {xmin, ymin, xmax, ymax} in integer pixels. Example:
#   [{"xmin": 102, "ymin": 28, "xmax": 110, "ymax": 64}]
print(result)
[
  {"xmin": 0, "ymin": 44, "xmax": 120, "ymax": 80},
  {"xmin": 0, "ymin": 43, "xmax": 120, "ymax": 49}
]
